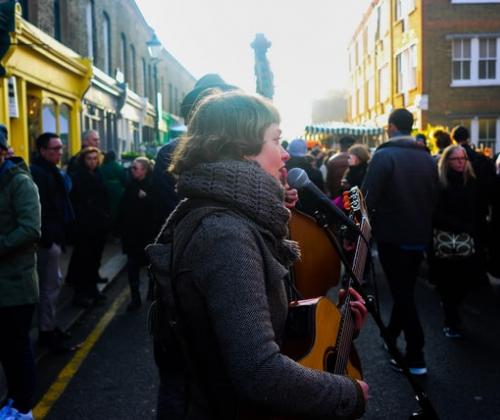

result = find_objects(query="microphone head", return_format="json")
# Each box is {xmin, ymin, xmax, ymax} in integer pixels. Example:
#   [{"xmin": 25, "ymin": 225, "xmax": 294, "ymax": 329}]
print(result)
[{"xmin": 287, "ymin": 167, "xmax": 310, "ymax": 189}]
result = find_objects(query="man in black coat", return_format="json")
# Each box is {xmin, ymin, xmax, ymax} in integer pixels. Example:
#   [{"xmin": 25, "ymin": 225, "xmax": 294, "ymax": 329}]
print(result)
[
  {"xmin": 30, "ymin": 132, "xmax": 74, "ymax": 353},
  {"xmin": 362, "ymin": 109, "xmax": 438, "ymax": 375}
]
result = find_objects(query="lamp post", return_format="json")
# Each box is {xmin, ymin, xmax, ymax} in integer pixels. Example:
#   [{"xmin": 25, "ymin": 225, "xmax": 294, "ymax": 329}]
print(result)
[{"xmin": 147, "ymin": 32, "xmax": 162, "ymax": 145}]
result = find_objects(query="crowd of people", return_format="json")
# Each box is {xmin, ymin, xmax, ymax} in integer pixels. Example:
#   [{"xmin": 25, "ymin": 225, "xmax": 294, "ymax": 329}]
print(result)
[{"xmin": 1, "ymin": 74, "xmax": 500, "ymax": 419}]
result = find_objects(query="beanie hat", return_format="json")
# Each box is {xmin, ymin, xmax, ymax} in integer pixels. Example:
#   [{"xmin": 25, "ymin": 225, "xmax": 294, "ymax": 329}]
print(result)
[
  {"xmin": 288, "ymin": 139, "xmax": 307, "ymax": 157},
  {"xmin": 180, "ymin": 74, "xmax": 238, "ymax": 123}
]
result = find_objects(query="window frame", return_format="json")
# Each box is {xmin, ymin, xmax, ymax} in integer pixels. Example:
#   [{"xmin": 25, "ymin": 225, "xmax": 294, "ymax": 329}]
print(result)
[
  {"xmin": 102, "ymin": 12, "xmax": 111, "ymax": 75},
  {"xmin": 451, "ymin": 36, "xmax": 500, "ymax": 86}
]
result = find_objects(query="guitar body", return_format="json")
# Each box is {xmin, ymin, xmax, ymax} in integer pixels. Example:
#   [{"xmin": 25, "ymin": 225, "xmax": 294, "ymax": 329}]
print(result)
[{"xmin": 282, "ymin": 297, "xmax": 362, "ymax": 380}]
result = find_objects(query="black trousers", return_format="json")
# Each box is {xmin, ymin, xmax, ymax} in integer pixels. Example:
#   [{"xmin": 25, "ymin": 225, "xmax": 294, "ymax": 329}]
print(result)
[
  {"xmin": 68, "ymin": 231, "xmax": 106, "ymax": 299},
  {"xmin": 377, "ymin": 242, "xmax": 425, "ymax": 358},
  {"xmin": 430, "ymin": 256, "xmax": 474, "ymax": 328},
  {"xmin": 0, "ymin": 304, "xmax": 36, "ymax": 413},
  {"xmin": 127, "ymin": 254, "xmax": 146, "ymax": 302}
]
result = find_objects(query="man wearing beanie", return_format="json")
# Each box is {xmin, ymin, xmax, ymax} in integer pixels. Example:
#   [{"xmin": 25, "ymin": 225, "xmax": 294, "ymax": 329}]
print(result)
[{"xmin": 285, "ymin": 138, "xmax": 325, "ymax": 215}]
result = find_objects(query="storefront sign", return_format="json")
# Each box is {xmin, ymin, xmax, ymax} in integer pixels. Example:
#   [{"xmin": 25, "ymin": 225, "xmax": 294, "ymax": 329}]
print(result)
[{"xmin": 8, "ymin": 76, "xmax": 19, "ymax": 118}]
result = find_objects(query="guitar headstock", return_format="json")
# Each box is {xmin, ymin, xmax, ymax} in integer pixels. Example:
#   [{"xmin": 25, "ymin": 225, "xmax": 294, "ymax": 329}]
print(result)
[{"xmin": 342, "ymin": 186, "xmax": 369, "ymax": 226}]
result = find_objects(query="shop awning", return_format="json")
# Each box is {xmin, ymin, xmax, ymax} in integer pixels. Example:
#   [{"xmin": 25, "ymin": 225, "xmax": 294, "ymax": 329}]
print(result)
[{"xmin": 305, "ymin": 122, "xmax": 384, "ymax": 136}]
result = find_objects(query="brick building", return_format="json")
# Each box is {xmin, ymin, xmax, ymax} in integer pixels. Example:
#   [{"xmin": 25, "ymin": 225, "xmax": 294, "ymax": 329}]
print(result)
[
  {"xmin": 6, "ymin": 0, "xmax": 195, "ymax": 157},
  {"xmin": 348, "ymin": 0, "xmax": 500, "ymax": 152}
]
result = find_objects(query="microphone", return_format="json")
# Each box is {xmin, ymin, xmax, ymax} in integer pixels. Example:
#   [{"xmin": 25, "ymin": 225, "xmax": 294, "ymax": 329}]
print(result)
[{"xmin": 287, "ymin": 167, "xmax": 360, "ymax": 233}]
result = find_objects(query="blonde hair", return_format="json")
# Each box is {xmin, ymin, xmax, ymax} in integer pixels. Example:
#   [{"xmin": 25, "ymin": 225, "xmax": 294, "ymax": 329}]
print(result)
[
  {"xmin": 437, "ymin": 145, "xmax": 475, "ymax": 187},
  {"xmin": 133, "ymin": 157, "xmax": 154, "ymax": 175},
  {"xmin": 79, "ymin": 147, "xmax": 101, "ymax": 168}
]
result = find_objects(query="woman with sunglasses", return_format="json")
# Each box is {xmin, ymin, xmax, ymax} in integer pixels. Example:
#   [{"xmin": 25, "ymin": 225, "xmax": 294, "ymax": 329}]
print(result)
[
  {"xmin": 431, "ymin": 145, "xmax": 477, "ymax": 339},
  {"xmin": 118, "ymin": 157, "xmax": 156, "ymax": 311}
]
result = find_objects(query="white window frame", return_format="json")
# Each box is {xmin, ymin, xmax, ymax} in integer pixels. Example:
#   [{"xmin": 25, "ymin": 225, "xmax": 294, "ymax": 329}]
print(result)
[
  {"xmin": 396, "ymin": 44, "xmax": 417, "ymax": 94},
  {"xmin": 102, "ymin": 14, "xmax": 110, "ymax": 75},
  {"xmin": 378, "ymin": 0, "xmax": 390, "ymax": 36},
  {"xmin": 451, "ymin": 37, "xmax": 500, "ymax": 86},
  {"xmin": 378, "ymin": 64, "xmax": 390, "ymax": 101},
  {"xmin": 395, "ymin": 0, "xmax": 416, "ymax": 21},
  {"xmin": 478, "ymin": 38, "xmax": 497, "ymax": 80},
  {"xmin": 367, "ymin": 75, "xmax": 375, "ymax": 108},
  {"xmin": 478, "ymin": 118, "xmax": 497, "ymax": 151}
]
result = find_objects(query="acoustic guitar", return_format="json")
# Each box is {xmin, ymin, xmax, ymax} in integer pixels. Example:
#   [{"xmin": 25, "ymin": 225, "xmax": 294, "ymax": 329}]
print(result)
[{"xmin": 283, "ymin": 186, "xmax": 371, "ymax": 383}]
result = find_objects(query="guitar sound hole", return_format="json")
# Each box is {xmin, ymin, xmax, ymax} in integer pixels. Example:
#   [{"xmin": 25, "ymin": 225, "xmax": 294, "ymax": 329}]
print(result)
[{"xmin": 324, "ymin": 347, "xmax": 338, "ymax": 373}]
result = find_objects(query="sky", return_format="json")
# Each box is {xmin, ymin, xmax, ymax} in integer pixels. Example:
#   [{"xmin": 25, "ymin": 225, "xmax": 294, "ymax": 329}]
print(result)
[{"xmin": 135, "ymin": 0, "xmax": 372, "ymax": 138}]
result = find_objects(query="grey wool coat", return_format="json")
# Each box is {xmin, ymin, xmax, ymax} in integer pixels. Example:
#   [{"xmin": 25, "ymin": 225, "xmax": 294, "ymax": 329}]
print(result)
[{"xmin": 161, "ymin": 160, "xmax": 365, "ymax": 419}]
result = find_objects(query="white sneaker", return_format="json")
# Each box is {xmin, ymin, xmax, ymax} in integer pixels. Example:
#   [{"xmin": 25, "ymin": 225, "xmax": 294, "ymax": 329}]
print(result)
[{"xmin": 0, "ymin": 401, "xmax": 33, "ymax": 420}]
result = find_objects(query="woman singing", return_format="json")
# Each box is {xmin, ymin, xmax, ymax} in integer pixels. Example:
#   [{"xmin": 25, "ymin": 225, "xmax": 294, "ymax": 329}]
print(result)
[{"xmin": 154, "ymin": 91, "xmax": 368, "ymax": 419}]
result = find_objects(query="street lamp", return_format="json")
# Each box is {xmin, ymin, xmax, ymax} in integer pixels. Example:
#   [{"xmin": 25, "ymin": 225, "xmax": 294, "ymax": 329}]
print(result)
[
  {"xmin": 147, "ymin": 32, "xmax": 161, "ymax": 145},
  {"xmin": 147, "ymin": 32, "xmax": 162, "ymax": 59}
]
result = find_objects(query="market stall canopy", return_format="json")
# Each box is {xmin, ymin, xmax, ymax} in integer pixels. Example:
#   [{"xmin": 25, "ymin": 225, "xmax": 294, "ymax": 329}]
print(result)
[
  {"xmin": 305, "ymin": 122, "xmax": 383, "ymax": 136},
  {"xmin": 169, "ymin": 123, "xmax": 187, "ymax": 133}
]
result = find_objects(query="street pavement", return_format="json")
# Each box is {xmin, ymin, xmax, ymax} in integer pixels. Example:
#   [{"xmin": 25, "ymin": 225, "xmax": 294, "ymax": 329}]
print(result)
[{"xmin": 7, "ymin": 251, "xmax": 500, "ymax": 419}]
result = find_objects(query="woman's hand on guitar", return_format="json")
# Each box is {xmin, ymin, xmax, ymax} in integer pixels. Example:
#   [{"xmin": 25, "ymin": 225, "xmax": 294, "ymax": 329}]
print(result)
[{"xmin": 338, "ymin": 287, "xmax": 368, "ymax": 332}]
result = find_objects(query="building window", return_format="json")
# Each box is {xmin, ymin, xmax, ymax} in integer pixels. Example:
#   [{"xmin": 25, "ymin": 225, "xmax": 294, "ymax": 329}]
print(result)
[
  {"xmin": 396, "ymin": 0, "xmax": 416, "ymax": 21},
  {"xmin": 168, "ymin": 83, "xmax": 173, "ymax": 113},
  {"xmin": 367, "ymin": 76, "xmax": 375, "ymax": 108},
  {"xmin": 85, "ymin": 1, "xmax": 94, "ymax": 58},
  {"xmin": 396, "ymin": 45, "xmax": 417, "ymax": 93},
  {"xmin": 103, "ymin": 13, "xmax": 111, "ymax": 75},
  {"xmin": 377, "ymin": 0, "xmax": 389, "ymax": 36},
  {"xmin": 357, "ymin": 38, "xmax": 363, "ymax": 66},
  {"xmin": 478, "ymin": 118, "xmax": 497, "ymax": 150},
  {"xmin": 42, "ymin": 99, "xmax": 57, "ymax": 134},
  {"xmin": 396, "ymin": 53, "xmax": 404, "ymax": 93},
  {"xmin": 451, "ymin": 37, "xmax": 500, "ymax": 86},
  {"xmin": 378, "ymin": 64, "xmax": 389, "ymax": 101},
  {"xmin": 174, "ymin": 87, "xmax": 179, "ymax": 115},
  {"xmin": 358, "ymin": 85, "xmax": 365, "ymax": 115},
  {"xmin": 479, "ymin": 38, "xmax": 496, "ymax": 79},
  {"xmin": 130, "ymin": 45, "xmax": 137, "ymax": 92},
  {"xmin": 452, "ymin": 39, "xmax": 471, "ymax": 80},
  {"xmin": 409, "ymin": 44, "xmax": 417, "ymax": 88},
  {"xmin": 59, "ymin": 104, "xmax": 71, "ymax": 164},
  {"xmin": 395, "ymin": 0, "xmax": 403, "ymax": 20},
  {"xmin": 142, "ymin": 58, "xmax": 148, "ymax": 97},
  {"xmin": 54, "ymin": 0, "xmax": 61, "ymax": 41},
  {"xmin": 120, "ymin": 34, "xmax": 128, "ymax": 83}
]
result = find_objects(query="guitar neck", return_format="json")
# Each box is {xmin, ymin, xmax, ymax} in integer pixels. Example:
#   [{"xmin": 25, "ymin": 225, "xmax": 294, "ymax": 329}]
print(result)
[{"xmin": 334, "ymin": 217, "xmax": 371, "ymax": 375}]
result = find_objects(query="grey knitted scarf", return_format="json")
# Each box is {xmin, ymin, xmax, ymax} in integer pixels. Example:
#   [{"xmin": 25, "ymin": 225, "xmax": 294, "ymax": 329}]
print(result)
[{"xmin": 173, "ymin": 160, "xmax": 300, "ymax": 266}]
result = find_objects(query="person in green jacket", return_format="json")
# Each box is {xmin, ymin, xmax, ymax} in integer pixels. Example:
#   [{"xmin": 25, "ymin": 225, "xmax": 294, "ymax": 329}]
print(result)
[
  {"xmin": 0, "ymin": 129, "xmax": 41, "ymax": 420},
  {"xmin": 99, "ymin": 151, "xmax": 126, "ymax": 234}
]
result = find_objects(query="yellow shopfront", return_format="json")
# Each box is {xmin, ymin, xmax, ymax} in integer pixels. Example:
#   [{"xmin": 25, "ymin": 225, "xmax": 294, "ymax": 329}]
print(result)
[{"xmin": 0, "ymin": 4, "xmax": 91, "ymax": 163}]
